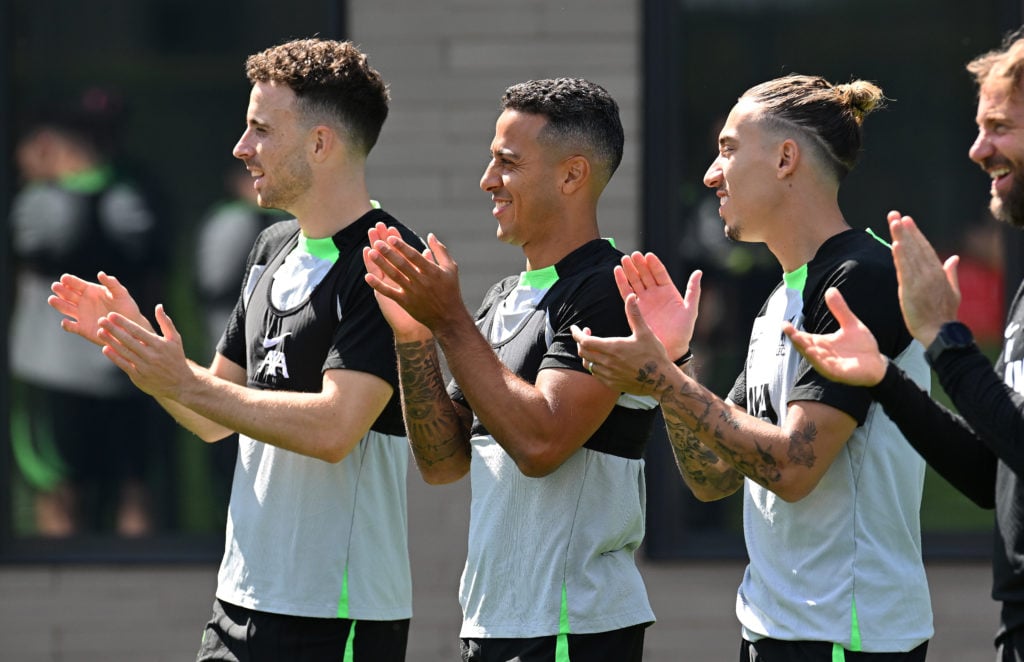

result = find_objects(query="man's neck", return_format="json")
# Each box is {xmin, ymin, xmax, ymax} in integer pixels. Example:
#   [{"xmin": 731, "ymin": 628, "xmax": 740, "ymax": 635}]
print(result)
[{"xmin": 294, "ymin": 176, "xmax": 373, "ymax": 239}]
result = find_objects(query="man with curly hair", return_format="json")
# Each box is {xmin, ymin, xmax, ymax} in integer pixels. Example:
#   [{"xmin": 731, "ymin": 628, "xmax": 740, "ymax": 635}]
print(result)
[{"xmin": 48, "ymin": 38, "xmax": 418, "ymax": 661}]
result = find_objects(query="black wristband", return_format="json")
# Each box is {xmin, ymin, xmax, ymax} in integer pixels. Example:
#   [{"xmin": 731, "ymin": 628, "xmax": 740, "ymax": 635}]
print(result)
[{"xmin": 673, "ymin": 350, "xmax": 693, "ymax": 367}]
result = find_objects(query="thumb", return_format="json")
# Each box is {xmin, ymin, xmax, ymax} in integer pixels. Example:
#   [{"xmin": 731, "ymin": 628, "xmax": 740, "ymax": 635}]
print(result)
[
  {"xmin": 624, "ymin": 293, "xmax": 653, "ymax": 338},
  {"xmin": 154, "ymin": 304, "xmax": 180, "ymax": 341},
  {"xmin": 943, "ymin": 255, "xmax": 961, "ymax": 298},
  {"xmin": 823, "ymin": 288, "xmax": 855, "ymax": 326}
]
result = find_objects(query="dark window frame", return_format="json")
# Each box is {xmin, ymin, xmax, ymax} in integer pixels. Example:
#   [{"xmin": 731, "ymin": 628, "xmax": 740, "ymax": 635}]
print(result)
[
  {"xmin": 0, "ymin": 0, "xmax": 348, "ymax": 564},
  {"xmin": 640, "ymin": 0, "xmax": 1021, "ymax": 560}
]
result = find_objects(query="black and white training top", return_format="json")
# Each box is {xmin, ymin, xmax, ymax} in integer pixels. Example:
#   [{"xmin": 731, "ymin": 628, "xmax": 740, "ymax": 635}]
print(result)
[
  {"xmin": 727, "ymin": 228, "xmax": 933, "ymax": 653},
  {"xmin": 215, "ymin": 209, "xmax": 418, "ymax": 621},
  {"xmin": 870, "ymin": 276, "xmax": 1024, "ymax": 641},
  {"xmin": 450, "ymin": 238, "xmax": 658, "ymax": 639}
]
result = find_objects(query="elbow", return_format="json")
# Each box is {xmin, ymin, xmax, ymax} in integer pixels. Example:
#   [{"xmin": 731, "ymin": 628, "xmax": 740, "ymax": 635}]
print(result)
[
  {"xmin": 771, "ymin": 474, "xmax": 817, "ymax": 503},
  {"xmin": 413, "ymin": 456, "xmax": 469, "ymax": 485},
  {"xmin": 420, "ymin": 469, "xmax": 463, "ymax": 486},
  {"xmin": 316, "ymin": 433, "xmax": 359, "ymax": 464},
  {"xmin": 198, "ymin": 430, "xmax": 232, "ymax": 444},
  {"xmin": 513, "ymin": 446, "xmax": 565, "ymax": 478},
  {"xmin": 689, "ymin": 486, "xmax": 730, "ymax": 503}
]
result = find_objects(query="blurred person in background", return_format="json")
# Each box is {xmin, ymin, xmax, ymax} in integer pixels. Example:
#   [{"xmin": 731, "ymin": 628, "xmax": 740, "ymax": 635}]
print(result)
[{"xmin": 8, "ymin": 88, "xmax": 162, "ymax": 537}]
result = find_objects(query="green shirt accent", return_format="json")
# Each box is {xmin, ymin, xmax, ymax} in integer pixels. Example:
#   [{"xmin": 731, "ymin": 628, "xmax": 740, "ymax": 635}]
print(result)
[
  {"xmin": 520, "ymin": 264, "xmax": 560, "ymax": 289},
  {"xmin": 300, "ymin": 234, "xmax": 341, "ymax": 263},
  {"xmin": 58, "ymin": 165, "xmax": 114, "ymax": 194},
  {"xmin": 556, "ymin": 582, "xmax": 571, "ymax": 661},
  {"xmin": 783, "ymin": 263, "xmax": 808, "ymax": 293},
  {"xmin": 865, "ymin": 227, "xmax": 892, "ymax": 249},
  {"xmin": 336, "ymin": 564, "xmax": 350, "ymax": 618}
]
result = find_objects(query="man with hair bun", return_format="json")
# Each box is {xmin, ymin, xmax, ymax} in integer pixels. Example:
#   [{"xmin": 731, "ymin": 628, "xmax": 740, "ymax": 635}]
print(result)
[
  {"xmin": 574, "ymin": 74, "xmax": 933, "ymax": 660},
  {"xmin": 782, "ymin": 31, "xmax": 1024, "ymax": 660},
  {"xmin": 48, "ymin": 38, "xmax": 417, "ymax": 661}
]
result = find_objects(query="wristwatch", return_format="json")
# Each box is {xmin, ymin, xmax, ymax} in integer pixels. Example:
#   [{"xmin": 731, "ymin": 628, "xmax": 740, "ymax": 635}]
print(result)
[{"xmin": 924, "ymin": 321, "xmax": 975, "ymax": 365}]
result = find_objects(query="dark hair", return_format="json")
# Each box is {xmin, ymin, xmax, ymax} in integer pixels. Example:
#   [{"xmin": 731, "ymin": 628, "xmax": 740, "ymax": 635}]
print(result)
[
  {"xmin": 741, "ymin": 74, "xmax": 885, "ymax": 181},
  {"xmin": 20, "ymin": 87, "xmax": 126, "ymax": 160},
  {"xmin": 245, "ymin": 38, "xmax": 390, "ymax": 156},
  {"xmin": 501, "ymin": 78, "xmax": 624, "ymax": 183}
]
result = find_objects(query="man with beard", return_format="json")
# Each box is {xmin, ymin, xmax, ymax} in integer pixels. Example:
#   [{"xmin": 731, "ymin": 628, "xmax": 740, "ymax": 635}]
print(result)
[
  {"xmin": 781, "ymin": 32, "xmax": 1024, "ymax": 660},
  {"xmin": 47, "ymin": 38, "xmax": 418, "ymax": 661}
]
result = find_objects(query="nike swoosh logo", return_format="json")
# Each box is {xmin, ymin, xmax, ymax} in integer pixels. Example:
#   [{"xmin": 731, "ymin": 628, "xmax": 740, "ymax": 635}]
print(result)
[{"xmin": 262, "ymin": 332, "xmax": 292, "ymax": 349}]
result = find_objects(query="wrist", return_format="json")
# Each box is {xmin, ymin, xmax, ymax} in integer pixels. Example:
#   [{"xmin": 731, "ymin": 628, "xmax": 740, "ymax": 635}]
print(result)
[
  {"xmin": 672, "ymin": 349, "xmax": 693, "ymax": 367},
  {"xmin": 924, "ymin": 321, "xmax": 975, "ymax": 366}
]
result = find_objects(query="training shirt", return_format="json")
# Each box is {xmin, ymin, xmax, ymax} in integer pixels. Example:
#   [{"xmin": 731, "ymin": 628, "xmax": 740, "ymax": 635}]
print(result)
[
  {"xmin": 451, "ymin": 238, "xmax": 658, "ymax": 638},
  {"xmin": 867, "ymin": 278, "xmax": 1024, "ymax": 642},
  {"xmin": 727, "ymin": 229, "xmax": 933, "ymax": 652},
  {"xmin": 215, "ymin": 209, "xmax": 416, "ymax": 620}
]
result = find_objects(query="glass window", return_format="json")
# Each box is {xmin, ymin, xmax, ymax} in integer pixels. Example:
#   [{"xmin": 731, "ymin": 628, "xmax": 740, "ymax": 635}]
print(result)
[
  {"xmin": 642, "ymin": 0, "xmax": 1015, "ymax": 558},
  {"xmin": 1, "ymin": 0, "xmax": 347, "ymax": 561}
]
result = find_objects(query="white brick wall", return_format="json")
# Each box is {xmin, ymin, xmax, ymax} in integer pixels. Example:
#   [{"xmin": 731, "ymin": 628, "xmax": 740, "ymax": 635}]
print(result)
[{"xmin": 350, "ymin": 0, "xmax": 642, "ymax": 304}]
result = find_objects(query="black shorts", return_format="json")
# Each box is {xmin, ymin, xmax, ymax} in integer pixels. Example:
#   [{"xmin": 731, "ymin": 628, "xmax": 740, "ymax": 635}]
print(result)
[
  {"xmin": 460, "ymin": 622, "xmax": 648, "ymax": 662},
  {"xmin": 997, "ymin": 624, "xmax": 1024, "ymax": 662},
  {"xmin": 740, "ymin": 638, "xmax": 929, "ymax": 662},
  {"xmin": 196, "ymin": 598, "xmax": 409, "ymax": 662}
]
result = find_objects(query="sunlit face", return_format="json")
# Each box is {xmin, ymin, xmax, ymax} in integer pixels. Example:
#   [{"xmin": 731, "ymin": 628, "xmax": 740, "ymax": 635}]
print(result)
[
  {"xmin": 479, "ymin": 110, "xmax": 566, "ymax": 248},
  {"xmin": 969, "ymin": 79, "xmax": 1024, "ymax": 228},
  {"xmin": 232, "ymin": 82, "xmax": 313, "ymax": 213},
  {"xmin": 702, "ymin": 100, "xmax": 783, "ymax": 243}
]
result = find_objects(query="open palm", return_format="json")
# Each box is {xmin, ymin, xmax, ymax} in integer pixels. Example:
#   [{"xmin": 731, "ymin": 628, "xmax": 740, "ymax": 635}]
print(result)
[
  {"xmin": 48, "ymin": 272, "xmax": 148, "ymax": 346},
  {"xmin": 615, "ymin": 252, "xmax": 701, "ymax": 360},
  {"xmin": 782, "ymin": 287, "xmax": 887, "ymax": 387}
]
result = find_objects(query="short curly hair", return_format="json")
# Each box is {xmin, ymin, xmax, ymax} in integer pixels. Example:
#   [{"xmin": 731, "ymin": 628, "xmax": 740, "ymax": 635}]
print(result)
[
  {"xmin": 501, "ymin": 78, "xmax": 624, "ymax": 185},
  {"xmin": 245, "ymin": 38, "xmax": 389, "ymax": 156}
]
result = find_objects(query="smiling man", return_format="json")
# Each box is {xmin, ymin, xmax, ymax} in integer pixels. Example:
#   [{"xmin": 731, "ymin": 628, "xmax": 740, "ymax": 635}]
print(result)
[
  {"xmin": 47, "ymin": 38, "xmax": 419, "ymax": 661},
  {"xmin": 362, "ymin": 78, "xmax": 658, "ymax": 662},
  {"xmin": 573, "ymin": 74, "xmax": 934, "ymax": 661}
]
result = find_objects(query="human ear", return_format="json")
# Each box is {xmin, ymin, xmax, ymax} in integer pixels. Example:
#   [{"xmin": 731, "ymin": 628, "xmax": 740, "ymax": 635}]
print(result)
[
  {"xmin": 561, "ymin": 155, "xmax": 590, "ymax": 194},
  {"xmin": 310, "ymin": 126, "xmax": 334, "ymax": 162},
  {"xmin": 777, "ymin": 139, "xmax": 799, "ymax": 178}
]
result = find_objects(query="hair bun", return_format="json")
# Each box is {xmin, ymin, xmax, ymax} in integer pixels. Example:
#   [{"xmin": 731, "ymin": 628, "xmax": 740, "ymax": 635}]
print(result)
[{"xmin": 836, "ymin": 80, "xmax": 885, "ymax": 123}]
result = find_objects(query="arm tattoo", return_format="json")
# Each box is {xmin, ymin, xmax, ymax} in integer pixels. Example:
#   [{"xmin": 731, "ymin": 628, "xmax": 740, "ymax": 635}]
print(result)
[
  {"xmin": 787, "ymin": 420, "xmax": 817, "ymax": 468},
  {"xmin": 659, "ymin": 367, "xmax": 817, "ymax": 491},
  {"xmin": 396, "ymin": 339, "xmax": 470, "ymax": 467},
  {"xmin": 657, "ymin": 366, "xmax": 744, "ymax": 495}
]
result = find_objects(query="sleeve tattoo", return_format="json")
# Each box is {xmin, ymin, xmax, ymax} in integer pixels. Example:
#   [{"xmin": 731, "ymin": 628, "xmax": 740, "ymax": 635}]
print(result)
[{"xmin": 395, "ymin": 339, "xmax": 471, "ymax": 467}]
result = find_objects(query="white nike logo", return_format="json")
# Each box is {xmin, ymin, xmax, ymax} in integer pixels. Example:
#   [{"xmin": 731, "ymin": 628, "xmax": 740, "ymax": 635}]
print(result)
[{"xmin": 262, "ymin": 332, "xmax": 292, "ymax": 349}]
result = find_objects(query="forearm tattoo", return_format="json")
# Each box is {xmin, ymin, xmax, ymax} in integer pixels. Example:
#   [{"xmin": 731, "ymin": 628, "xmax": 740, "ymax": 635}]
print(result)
[
  {"xmin": 650, "ymin": 361, "xmax": 818, "ymax": 491},
  {"xmin": 396, "ymin": 339, "xmax": 469, "ymax": 467}
]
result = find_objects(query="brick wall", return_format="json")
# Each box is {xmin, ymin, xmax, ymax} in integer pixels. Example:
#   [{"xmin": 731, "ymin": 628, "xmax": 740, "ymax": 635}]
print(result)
[{"xmin": 350, "ymin": 0, "xmax": 643, "ymax": 304}]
